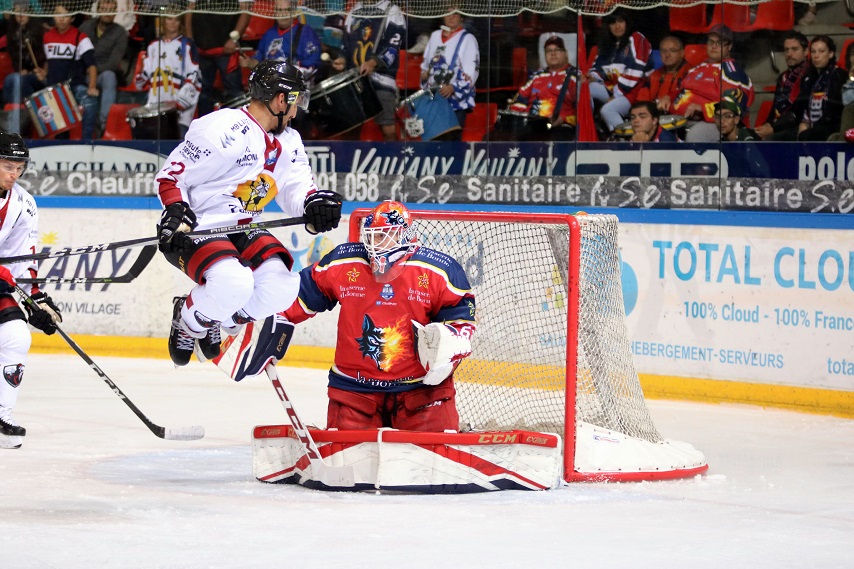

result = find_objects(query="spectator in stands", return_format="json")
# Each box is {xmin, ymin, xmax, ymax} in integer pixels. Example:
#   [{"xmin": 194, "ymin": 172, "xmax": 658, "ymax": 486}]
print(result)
[
  {"xmin": 240, "ymin": 0, "xmax": 323, "ymax": 85},
  {"xmin": 831, "ymin": 42, "xmax": 854, "ymax": 141},
  {"xmin": 135, "ymin": 3, "xmax": 200, "ymax": 137},
  {"xmin": 624, "ymin": 100, "xmax": 678, "ymax": 142},
  {"xmin": 2, "ymin": 1, "xmax": 45, "ymax": 134},
  {"xmin": 42, "ymin": 3, "xmax": 98, "ymax": 139},
  {"xmin": 585, "ymin": 8, "xmax": 653, "ymax": 133},
  {"xmin": 332, "ymin": 0, "xmax": 407, "ymax": 141},
  {"xmin": 90, "ymin": 0, "xmax": 135, "ymax": 33},
  {"xmin": 636, "ymin": 35, "xmax": 690, "ymax": 114},
  {"xmin": 754, "ymin": 31, "xmax": 809, "ymax": 141},
  {"xmin": 671, "ymin": 24, "xmax": 754, "ymax": 143},
  {"xmin": 795, "ymin": 35, "xmax": 847, "ymax": 141},
  {"xmin": 507, "ymin": 34, "xmax": 577, "ymax": 141},
  {"xmin": 80, "ymin": 0, "xmax": 128, "ymax": 138},
  {"xmin": 418, "ymin": 3, "xmax": 479, "ymax": 139},
  {"xmin": 185, "ymin": 0, "xmax": 251, "ymax": 116},
  {"xmin": 715, "ymin": 93, "xmax": 757, "ymax": 141}
]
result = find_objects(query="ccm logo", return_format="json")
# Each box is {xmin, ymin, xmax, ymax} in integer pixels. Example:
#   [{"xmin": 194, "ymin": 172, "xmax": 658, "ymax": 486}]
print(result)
[{"xmin": 478, "ymin": 433, "xmax": 518, "ymax": 444}]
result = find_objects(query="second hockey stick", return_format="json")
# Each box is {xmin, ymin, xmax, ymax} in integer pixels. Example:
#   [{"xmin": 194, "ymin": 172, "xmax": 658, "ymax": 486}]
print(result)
[
  {"xmin": 16, "ymin": 286, "xmax": 205, "ymax": 441},
  {"xmin": 17, "ymin": 245, "xmax": 158, "ymax": 285},
  {"xmin": 0, "ymin": 216, "xmax": 307, "ymax": 264},
  {"xmin": 265, "ymin": 362, "xmax": 355, "ymax": 487}
]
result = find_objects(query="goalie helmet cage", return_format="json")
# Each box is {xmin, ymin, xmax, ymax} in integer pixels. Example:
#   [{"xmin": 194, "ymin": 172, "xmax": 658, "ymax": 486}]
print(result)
[{"xmin": 349, "ymin": 209, "xmax": 708, "ymax": 482}]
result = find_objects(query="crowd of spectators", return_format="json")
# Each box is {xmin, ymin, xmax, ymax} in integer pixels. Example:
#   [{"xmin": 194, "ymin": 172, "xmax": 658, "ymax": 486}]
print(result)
[{"xmin": 0, "ymin": 1, "xmax": 852, "ymax": 143}]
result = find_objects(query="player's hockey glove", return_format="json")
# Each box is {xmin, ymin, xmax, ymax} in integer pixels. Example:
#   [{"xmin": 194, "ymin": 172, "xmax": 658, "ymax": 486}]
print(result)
[
  {"xmin": 0, "ymin": 265, "xmax": 15, "ymax": 295},
  {"xmin": 303, "ymin": 190, "xmax": 343, "ymax": 235},
  {"xmin": 24, "ymin": 292, "xmax": 62, "ymax": 335},
  {"xmin": 158, "ymin": 201, "xmax": 197, "ymax": 254}
]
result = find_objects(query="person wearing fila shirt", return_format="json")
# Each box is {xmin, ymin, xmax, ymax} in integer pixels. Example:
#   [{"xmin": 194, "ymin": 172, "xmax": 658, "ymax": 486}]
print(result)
[
  {"xmin": 0, "ymin": 133, "xmax": 63, "ymax": 448},
  {"xmin": 155, "ymin": 61, "xmax": 342, "ymax": 368},
  {"xmin": 282, "ymin": 201, "xmax": 476, "ymax": 432},
  {"xmin": 135, "ymin": 4, "xmax": 201, "ymax": 137},
  {"xmin": 418, "ymin": 4, "xmax": 480, "ymax": 140},
  {"xmin": 41, "ymin": 3, "xmax": 98, "ymax": 139}
]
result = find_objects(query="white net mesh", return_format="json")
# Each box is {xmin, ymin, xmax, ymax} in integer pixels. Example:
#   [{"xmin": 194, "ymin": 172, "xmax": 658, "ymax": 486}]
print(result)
[
  {"xmin": 380, "ymin": 211, "xmax": 663, "ymax": 447},
  {"xmin": 2, "ymin": 0, "xmax": 822, "ymax": 19}
]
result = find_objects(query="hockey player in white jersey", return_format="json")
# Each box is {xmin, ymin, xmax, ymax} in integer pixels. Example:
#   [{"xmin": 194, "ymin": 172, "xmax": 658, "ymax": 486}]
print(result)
[
  {"xmin": 155, "ymin": 60, "xmax": 342, "ymax": 367},
  {"xmin": 0, "ymin": 133, "xmax": 63, "ymax": 447}
]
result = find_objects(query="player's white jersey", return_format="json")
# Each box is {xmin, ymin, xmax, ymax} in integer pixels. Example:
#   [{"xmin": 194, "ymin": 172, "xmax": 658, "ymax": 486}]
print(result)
[
  {"xmin": 0, "ymin": 183, "xmax": 38, "ymax": 284},
  {"xmin": 156, "ymin": 108, "xmax": 297, "ymax": 230},
  {"xmin": 271, "ymin": 125, "xmax": 318, "ymax": 218}
]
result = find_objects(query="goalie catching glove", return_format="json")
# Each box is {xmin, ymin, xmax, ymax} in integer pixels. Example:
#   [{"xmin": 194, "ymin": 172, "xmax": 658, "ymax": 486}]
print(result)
[
  {"xmin": 412, "ymin": 321, "xmax": 472, "ymax": 386},
  {"xmin": 24, "ymin": 292, "xmax": 62, "ymax": 335},
  {"xmin": 304, "ymin": 190, "xmax": 343, "ymax": 234},
  {"xmin": 158, "ymin": 201, "xmax": 197, "ymax": 254}
]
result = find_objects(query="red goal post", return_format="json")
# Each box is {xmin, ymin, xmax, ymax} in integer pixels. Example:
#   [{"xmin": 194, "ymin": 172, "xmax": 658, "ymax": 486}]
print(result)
[{"xmin": 348, "ymin": 208, "xmax": 708, "ymax": 482}]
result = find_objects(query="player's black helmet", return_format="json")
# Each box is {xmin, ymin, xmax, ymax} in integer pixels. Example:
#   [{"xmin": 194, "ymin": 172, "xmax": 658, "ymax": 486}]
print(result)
[
  {"xmin": 247, "ymin": 60, "xmax": 310, "ymax": 111},
  {"xmin": 0, "ymin": 131, "xmax": 29, "ymax": 162}
]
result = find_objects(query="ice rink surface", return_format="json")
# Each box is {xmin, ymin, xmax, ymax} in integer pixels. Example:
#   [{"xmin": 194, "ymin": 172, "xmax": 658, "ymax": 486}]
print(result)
[{"xmin": 2, "ymin": 353, "xmax": 852, "ymax": 569}]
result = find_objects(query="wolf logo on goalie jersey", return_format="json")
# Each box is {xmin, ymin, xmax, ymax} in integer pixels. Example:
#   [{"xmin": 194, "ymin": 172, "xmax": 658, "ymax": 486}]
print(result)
[{"xmin": 282, "ymin": 201, "xmax": 475, "ymax": 432}]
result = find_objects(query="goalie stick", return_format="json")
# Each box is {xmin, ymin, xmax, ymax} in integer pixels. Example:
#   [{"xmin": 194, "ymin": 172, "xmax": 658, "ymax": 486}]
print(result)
[
  {"xmin": 15, "ymin": 286, "xmax": 205, "ymax": 441},
  {"xmin": 0, "ymin": 216, "xmax": 307, "ymax": 264},
  {"xmin": 16, "ymin": 245, "xmax": 158, "ymax": 285}
]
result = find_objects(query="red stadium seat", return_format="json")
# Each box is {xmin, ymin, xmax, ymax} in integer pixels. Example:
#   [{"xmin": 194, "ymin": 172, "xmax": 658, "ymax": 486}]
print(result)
[
  {"xmin": 119, "ymin": 51, "xmax": 146, "ymax": 94},
  {"xmin": 244, "ymin": 15, "xmax": 274, "ymax": 42},
  {"xmin": 396, "ymin": 50, "xmax": 424, "ymax": 92},
  {"xmin": 359, "ymin": 119, "xmax": 385, "ymax": 141},
  {"xmin": 743, "ymin": 0, "xmax": 794, "ymax": 32},
  {"xmin": 707, "ymin": 3, "xmax": 751, "ymax": 31},
  {"xmin": 462, "ymin": 102, "xmax": 497, "ymax": 142},
  {"xmin": 511, "ymin": 47, "xmax": 528, "ymax": 88},
  {"xmin": 669, "ymin": 5, "xmax": 708, "ymax": 34},
  {"xmin": 102, "ymin": 103, "xmax": 140, "ymax": 140}
]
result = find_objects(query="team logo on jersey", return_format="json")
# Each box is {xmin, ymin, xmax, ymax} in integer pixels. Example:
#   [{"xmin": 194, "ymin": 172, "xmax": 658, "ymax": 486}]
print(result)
[
  {"xmin": 380, "ymin": 284, "xmax": 394, "ymax": 300},
  {"xmin": 3, "ymin": 364, "xmax": 24, "ymax": 388},
  {"xmin": 347, "ymin": 268, "xmax": 360, "ymax": 282},
  {"xmin": 233, "ymin": 173, "xmax": 278, "ymax": 211},
  {"xmin": 418, "ymin": 273, "xmax": 429, "ymax": 289},
  {"xmin": 356, "ymin": 315, "xmax": 408, "ymax": 371}
]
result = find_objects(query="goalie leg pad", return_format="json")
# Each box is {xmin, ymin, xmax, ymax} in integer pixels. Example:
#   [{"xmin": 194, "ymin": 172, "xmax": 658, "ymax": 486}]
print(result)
[
  {"xmin": 213, "ymin": 314, "xmax": 295, "ymax": 381},
  {"xmin": 326, "ymin": 387, "xmax": 384, "ymax": 429},
  {"xmin": 395, "ymin": 382, "xmax": 459, "ymax": 432}
]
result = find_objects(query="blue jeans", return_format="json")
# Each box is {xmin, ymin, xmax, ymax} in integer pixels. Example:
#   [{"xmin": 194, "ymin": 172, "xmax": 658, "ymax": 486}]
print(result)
[
  {"xmin": 198, "ymin": 54, "xmax": 243, "ymax": 117},
  {"xmin": 96, "ymin": 70, "xmax": 117, "ymax": 128},
  {"xmin": 71, "ymin": 83, "xmax": 98, "ymax": 140},
  {"xmin": 2, "ymin": 72, "xmax": 44, "ymax": 134}
]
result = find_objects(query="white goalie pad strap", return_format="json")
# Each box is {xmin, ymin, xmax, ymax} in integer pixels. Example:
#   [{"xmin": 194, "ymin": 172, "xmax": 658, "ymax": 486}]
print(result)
[
  {"xmin": 252, "ymin": 427, "xmax": 562, "ymax": 492},
  {"xmin": 213, "ymin": 314, "xmax": 294, "ymax": 381},
  {"xmin": 412, "ymin": 321, "xmax": 472, "ymax": 385}
]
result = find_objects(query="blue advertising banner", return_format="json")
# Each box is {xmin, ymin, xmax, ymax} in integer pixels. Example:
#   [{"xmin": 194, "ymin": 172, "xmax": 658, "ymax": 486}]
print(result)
[{"xmin": 21, "ymin": 140, "xmax": 854, "ymax": 213}]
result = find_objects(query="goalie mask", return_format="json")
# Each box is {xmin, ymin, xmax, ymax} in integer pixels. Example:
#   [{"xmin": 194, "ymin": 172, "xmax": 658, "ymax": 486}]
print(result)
[{"xmin": 360, "ymin": 201, "xmax": 418, "ymax": 283}]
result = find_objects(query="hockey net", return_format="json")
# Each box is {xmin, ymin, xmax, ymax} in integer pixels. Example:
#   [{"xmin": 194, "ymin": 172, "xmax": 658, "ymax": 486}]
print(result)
[{"xmin": 349, "ymin": 209, "xmax": 707, "ymax": 482}]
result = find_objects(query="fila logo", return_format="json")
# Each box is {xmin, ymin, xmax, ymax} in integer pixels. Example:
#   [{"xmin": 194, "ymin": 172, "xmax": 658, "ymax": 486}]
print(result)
[{"xmin": 46, "ymin": 44, "xmax": 77, "ymax": 58}]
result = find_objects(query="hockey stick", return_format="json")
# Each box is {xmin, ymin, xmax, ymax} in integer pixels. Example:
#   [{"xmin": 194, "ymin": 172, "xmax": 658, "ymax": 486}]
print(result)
[
  {"xmin": 265, "ymin": 362, "xmax": 355, "ymax": 487},
  {"xmin": 15, "ymin": 286, "xmax": 205, "ymax": 441},
  {"xmin": 0, "ymin": 216, "xmax": 307, "ymax": 264},
  {"xmin": 16, "ymin": 245, "xmax": 158, "ymax": 285}
]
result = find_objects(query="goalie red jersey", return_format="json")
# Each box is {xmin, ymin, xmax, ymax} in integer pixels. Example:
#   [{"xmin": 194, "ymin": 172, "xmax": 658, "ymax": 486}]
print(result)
[{"xmin": 284, "ymin": 242, "xmax": 476, "ymax": 393}]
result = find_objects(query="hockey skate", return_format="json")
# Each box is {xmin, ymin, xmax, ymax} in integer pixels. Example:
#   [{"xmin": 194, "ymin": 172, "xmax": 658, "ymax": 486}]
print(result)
[
  {"xmin": 0, "ymin": 413, "xmax": 26, "ymax": 437},
  {"xmin": 195, "ymin": 325, "xmax": 222, "ymax": 363},
  {"xmin": 169, "ymin": 296, "xmax": 201, "ymax": 367}
]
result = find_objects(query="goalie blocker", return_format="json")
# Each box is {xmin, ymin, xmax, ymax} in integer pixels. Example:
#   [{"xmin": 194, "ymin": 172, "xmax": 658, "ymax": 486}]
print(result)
[{"xmin": 214, "ymin": 315, "xmax": 562, "ymax": 492}]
